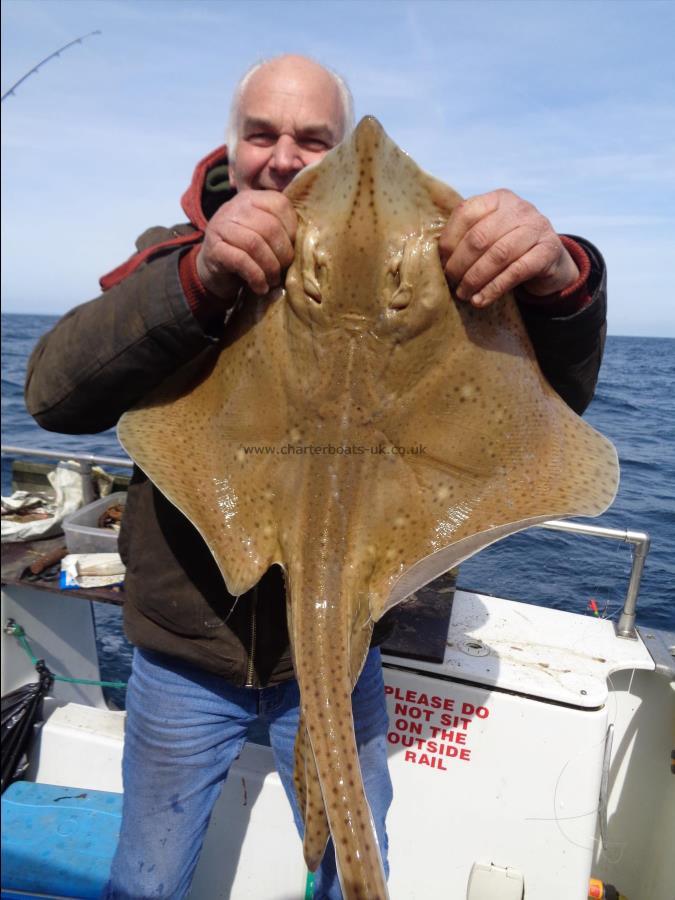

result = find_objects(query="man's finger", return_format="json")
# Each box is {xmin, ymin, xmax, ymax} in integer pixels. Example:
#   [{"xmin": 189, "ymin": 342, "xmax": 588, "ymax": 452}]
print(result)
[
  {"xmin": 223, "ymin": 192, "xmax": 296, "ymax": 266},
  {"xmin": 207, "ymin": 240, "xmax": 270, "ymax": 295},
  {"xmin": 219, "ymin": 221, "xmax": 286, "ymax": 291},
  {"xmin": 468, "ymin": 243, "xmax": 554, "ymax": 307},
  {"xmin": 443, "ymin": 208, "xmax": 519, "ymax": 291},
  {"xmin": 229, "ymin": 208, "xmax": 295, "ymax": 269},
  {"xmin": 248, "ymin": 190, "xmax": 298, "ymax": 242},
  {"xmin": 439, "ymin": 192, "xmax": 501, "ymax": 265},
  {"xmin": 452, "ymin": 223, "xmax": 540, "ymax": 301}
]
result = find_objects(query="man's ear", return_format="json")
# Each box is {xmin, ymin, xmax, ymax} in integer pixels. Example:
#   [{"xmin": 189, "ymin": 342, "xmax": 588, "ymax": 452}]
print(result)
[{"xmin": 227, "ymin": 153, "xmax": 237, "ymax": 190}]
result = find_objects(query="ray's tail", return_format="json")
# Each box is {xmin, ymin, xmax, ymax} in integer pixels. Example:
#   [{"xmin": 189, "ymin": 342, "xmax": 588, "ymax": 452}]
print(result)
[{"xmin": 291, "ymin": 606, "xmax": 389, "ymax": 900}]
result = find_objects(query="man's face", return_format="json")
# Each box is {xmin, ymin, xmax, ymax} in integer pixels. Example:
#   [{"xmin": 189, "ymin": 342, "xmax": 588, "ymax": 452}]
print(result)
[{"xmin": 228, "ymin": 59, "xmax": 345, "ymax": 193}]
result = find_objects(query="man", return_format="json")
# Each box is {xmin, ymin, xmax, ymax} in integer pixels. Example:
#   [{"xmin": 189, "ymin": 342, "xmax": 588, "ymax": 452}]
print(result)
[{"xmin": 25, "ymin": 55, "xmax": 607, "ymax": 899}]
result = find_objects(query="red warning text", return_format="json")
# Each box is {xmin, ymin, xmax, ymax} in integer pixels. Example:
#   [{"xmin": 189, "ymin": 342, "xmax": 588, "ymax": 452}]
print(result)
[{"xmin": 384, "ymin": 684, "xmax": 490, "ymax": 772}]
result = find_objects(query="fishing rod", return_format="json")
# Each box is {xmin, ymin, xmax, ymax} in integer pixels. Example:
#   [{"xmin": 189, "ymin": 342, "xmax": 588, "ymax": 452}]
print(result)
[{"xmin": 1, "ymin": 30, "xmax": 101, "ymax": 102}]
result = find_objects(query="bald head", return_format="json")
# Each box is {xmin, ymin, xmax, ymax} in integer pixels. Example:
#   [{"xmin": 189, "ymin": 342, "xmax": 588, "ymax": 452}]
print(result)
[{"xmin": 226, "ymin": 55, "xmax": 353, "ymax": 192}]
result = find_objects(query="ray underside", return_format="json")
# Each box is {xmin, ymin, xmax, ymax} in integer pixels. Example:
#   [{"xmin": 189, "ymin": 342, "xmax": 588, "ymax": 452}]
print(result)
[{"xmin": 118, "ymin": 289, "xmax": 617, "ymax": 610}]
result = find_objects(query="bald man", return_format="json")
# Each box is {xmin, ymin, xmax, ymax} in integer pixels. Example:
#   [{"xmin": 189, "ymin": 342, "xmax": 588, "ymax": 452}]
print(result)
[
  {"xmin": 26, "ymin": 55, "xmax": 607, "ymax": 899},
  {"xmin": 199, "ymin": 55, "xmax": 583, "ymax": 316}
]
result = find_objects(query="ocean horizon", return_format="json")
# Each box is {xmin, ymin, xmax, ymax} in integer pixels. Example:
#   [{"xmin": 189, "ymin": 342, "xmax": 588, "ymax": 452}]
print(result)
[{"xmin": 4, "ymin": 309, "xmax": 673, "ymax": 341}]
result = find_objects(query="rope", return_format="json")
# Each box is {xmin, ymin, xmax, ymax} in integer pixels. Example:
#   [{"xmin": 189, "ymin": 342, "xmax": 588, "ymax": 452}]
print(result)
[{"xmin": 5, "ymin": 620, "xmax": 127, "ymax": 689}]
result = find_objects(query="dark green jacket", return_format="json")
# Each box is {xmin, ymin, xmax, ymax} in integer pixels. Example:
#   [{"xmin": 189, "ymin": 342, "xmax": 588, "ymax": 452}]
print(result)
[{"xmin": 24, "ymin": 148, "xmax": 608, "ymax": 687}]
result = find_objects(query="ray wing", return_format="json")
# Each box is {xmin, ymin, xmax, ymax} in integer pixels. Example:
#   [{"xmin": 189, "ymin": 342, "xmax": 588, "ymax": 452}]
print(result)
[
  {"xmin": 118, "ymin": 296, "xmax": 300, "ymax": 596},
  {"xmin": 351, "ymin": 293, "xmax": 618, "ymax": 620}
]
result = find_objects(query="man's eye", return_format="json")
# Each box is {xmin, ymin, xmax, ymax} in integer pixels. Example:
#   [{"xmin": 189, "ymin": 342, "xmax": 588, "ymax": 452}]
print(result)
[
  {"xmin": 247, "ymin": 133, "xmax": 276, "ymax": 146},
  {"xmin": 301, "ymin": 139, "xmax": 329, "ymax": 152}
]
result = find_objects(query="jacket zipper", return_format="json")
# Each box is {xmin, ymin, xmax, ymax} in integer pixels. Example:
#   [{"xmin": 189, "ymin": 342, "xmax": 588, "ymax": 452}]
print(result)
[{"xmin": 245, "ymin": 585, "xmax": 258, "ymax": 687}]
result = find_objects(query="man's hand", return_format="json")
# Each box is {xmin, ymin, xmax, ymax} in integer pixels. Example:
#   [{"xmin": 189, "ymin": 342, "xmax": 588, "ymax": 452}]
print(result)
[
  {"xmin": 196, "ymin": 190, "xmax": 297, "ymax": 302},
  {"xmin": 439, "ymin": 189, "xmax": 579, "ymax": 307}
]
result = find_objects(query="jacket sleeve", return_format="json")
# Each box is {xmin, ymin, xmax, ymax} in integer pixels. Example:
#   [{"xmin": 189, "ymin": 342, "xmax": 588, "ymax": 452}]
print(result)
[
  {"xmin": 517, "ymin": 236, "xmax": 607, "ymax": 415},
  {"xmin": 25, "ymin": 236, "xmax": 223, "ymax": 435}
]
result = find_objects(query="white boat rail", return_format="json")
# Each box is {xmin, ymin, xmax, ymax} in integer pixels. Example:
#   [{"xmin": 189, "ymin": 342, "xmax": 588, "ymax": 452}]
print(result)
[
  {"xmin": 1, "ymin": 443, "xmax": 134, "ymax": 470},
  {"xmin": 1, "ymin": 444, "xmax": 651, "ymax": 640},
  {"xmin": 539, "ymin": 519, "xmax": 650, "ymax": 640}
]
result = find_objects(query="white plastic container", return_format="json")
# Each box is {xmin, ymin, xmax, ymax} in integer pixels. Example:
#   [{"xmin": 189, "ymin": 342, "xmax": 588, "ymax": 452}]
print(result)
[{"xmin": 62, "ymin": 492, "xmax": 126, "ymax": 554}]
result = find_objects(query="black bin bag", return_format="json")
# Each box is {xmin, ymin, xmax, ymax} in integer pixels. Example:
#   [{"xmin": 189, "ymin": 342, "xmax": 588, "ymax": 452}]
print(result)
[{"xmin": 1, "ymin": 660, "xmax": 53, "ymax": 793}]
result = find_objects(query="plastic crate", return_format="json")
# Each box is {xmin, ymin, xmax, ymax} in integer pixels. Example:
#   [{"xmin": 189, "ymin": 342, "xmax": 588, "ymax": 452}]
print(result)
[
  {"xmin": 63, "ymin": 493, "xmax": 126, "ymax": 554},
  {"xmin": 1, "ymin": 780, "xmax": 122, "ymax": 898}
]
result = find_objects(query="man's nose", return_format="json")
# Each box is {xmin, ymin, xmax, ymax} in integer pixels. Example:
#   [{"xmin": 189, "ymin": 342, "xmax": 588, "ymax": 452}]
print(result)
[{"xmin": 270, "ymin": 135, "xmax": 304, "ymax": 174}]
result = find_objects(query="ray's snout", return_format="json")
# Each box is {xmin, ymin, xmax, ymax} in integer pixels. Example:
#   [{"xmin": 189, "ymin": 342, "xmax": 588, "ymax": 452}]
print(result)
[{"xmin": 351, "ymin": 115, "xmax": 387, "ymax": 147}]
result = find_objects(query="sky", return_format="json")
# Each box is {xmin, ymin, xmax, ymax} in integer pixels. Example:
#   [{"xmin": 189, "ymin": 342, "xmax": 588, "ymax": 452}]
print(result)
[{"xmin": 2, "ymin": 0, "xmax": 674, "ymax": 337}]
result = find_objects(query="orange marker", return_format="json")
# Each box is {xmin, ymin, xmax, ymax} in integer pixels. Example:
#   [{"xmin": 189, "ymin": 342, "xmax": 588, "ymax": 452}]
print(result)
[
  {"xmin": 589, "ymin": 598, "xmax": 600, "ymax": 617},
  {"xmin": 588, "ymin": 877, "xmax": 626, "ymax": 899}
]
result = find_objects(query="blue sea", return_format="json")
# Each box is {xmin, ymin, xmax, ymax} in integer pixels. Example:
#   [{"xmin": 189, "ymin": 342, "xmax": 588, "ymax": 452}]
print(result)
[{"xmin": 2, "ymin": 313, "xmax": 674, "ymax": 707}]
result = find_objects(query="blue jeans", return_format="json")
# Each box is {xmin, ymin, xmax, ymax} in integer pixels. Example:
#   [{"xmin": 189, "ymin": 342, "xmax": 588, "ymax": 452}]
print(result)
[{"xmin": 105, "ymin": 647, "xmax": 392, "ymax": 899}]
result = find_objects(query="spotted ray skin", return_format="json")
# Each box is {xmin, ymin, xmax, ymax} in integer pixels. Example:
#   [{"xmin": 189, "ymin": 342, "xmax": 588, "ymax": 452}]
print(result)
[{"xmin": 118, "ymin": 117, "xmax": 619, "ymax": 899}]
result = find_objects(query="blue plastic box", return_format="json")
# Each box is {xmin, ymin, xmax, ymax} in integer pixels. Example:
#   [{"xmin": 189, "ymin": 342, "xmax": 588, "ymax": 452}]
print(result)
[{"xmin": 1, "ymin": 781, "xmax": 122, "ymax": 899}]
